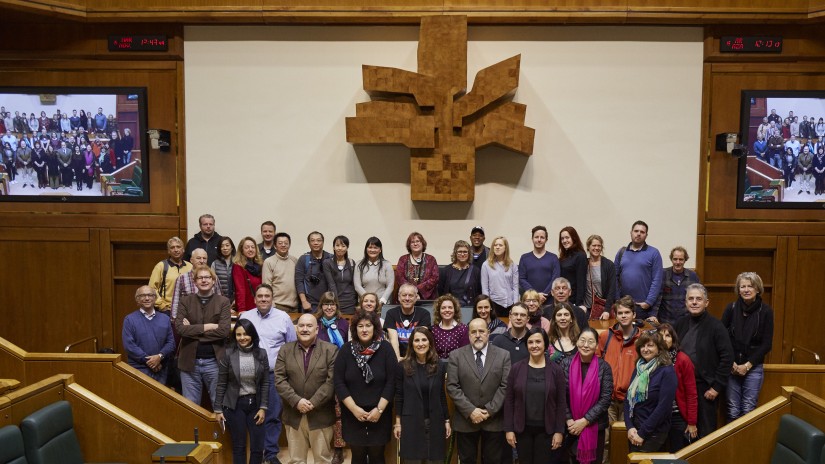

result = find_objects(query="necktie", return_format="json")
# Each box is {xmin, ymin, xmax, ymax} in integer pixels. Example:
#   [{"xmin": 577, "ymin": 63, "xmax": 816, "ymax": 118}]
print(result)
[{"xmin": 476, "ymin": 350, "xmax": 483, "ymax": 375}]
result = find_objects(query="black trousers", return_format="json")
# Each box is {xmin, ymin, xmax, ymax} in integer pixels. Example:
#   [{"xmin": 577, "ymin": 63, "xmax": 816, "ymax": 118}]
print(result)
[
  {"xmin": 350, "ymin": 445, "xmax": 385, "ymax": 464},
  {"xmin": 515, "ymin": 425, "xmax": 562, "ymax": 464},
  {"xmin": 456, "ymin": 430, "xmax": 505, "ymax": 464},
  {"xmin": 696, "ymin": 382, "xmax": 719, "ymax": 439}
]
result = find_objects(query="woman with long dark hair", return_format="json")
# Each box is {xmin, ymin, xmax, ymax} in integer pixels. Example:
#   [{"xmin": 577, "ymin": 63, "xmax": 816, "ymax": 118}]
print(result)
[
  {"xmin": 212, "ymin": 236, "xmax": 236, "ymax": 310},
  {"xmin": 232, "ymin": 236, "xmax": 263, "ymax": 313},
  {"xmin": 558, "ymin": 226, "xmax": 588, "ymax": 307},
  {"xmin": 394, "ymin": 326, "xmax": 450, "ymax": 464},
  {"xmin": 355, "ymin": 237, "xmax": 395, "ymax": 305},
  {"xmin": 472, "ymin": 294, "xmax": 507, "ymax": 340},
  {"xmin": 548, "ymin": 302, "xmax": 580, "ymax": 364},
  {"xmin": 214, "ymin": 319, "xmax": 270, "ymax": 464},
  {"xmin": 334, "ymin": 311, "xmax": 398, "ymax": 464},
  {"xmin": 561, "ymin": 328, "xmax": 613, "ymax": 464},
  {"xmin": 504, "ymin": 327, "xmax": 566, "ymax": 464},
  {"xmin": 324, "ymin": 235, "xmax": 358, "ymax": 314},
  {"xmin": 721, "ymin": 272, "xmax": 774, "ymax": 421}
]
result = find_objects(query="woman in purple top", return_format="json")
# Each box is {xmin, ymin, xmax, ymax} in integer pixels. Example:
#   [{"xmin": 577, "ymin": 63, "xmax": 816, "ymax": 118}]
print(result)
[
  {"xmin": 431, "ymin": 294, "xmax": 469, "ymax": 359},
  {"xmin": 558, "ymin": 226, "xmax": 588, "ymax": 307}
]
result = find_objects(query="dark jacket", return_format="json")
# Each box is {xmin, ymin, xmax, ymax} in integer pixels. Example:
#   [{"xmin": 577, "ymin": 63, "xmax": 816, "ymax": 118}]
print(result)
[
  {"xmin": 175, "ymin": 293, "xmax": 232, "ymax": 372},
  {"xmin": 560, "ymin": 355, "xmax": 614, "ymax": 430},
  {"xmin": 214, "ymin": 345, "xmax": 270, "ymax": 412},
  {"xmin": 674, "ymin": 311, "xmax": 734, "ymax": 393},
  {"xmin": 184, "ymin": 231, "xmax": 223, "ymax": 265},
  {"xmin": 623, "ymin": 365, "xmax": 677, "ymax": 440},
  {"xmin": 587, "ymin": 256, "xmax": 617, "ymax": 317},
  {"xmin": 721, "ymin": 297, "xmax": 774, "ymax": 366},
  {"xmin": 334, "ymin": 340, "xmax": 398, "ymax": 445},
  {"xmin": 560, "ymin": 250, "xmax": 588, "ymax": 306},
  {"xmin": 395, "ymin": 361, "xmax": 448, "ymax": 460},
  {"xmin": 437, "ymin": 264, "xmax": 482, "ymax": 307},
  {"xmin": 504, "ymin": 358, "xmax": 566, "ymax": 435}
]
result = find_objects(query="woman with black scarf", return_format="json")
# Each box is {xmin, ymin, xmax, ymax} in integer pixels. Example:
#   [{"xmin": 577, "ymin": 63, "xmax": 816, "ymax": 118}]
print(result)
[
  {"xmin": 232, "ymin": 236, "xmax": 264, "ymax": 313},
  {"xmin": 721, "ymin": 272, "xmax": 774, "ymax": 421}
]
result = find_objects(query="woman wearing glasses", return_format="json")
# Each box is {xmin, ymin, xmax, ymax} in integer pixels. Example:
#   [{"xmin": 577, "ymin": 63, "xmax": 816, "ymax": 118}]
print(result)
[
  {"xmin": 395, "ymin": 232, "xmax": 440, "ymax": 302},
  {"xmin": 315, "ymin": 291, "xmax": 350, "ymax": 464},
  {"xmin": 438, "ymin": 240, "xmax": 482, "ymax": 307},
  {"xmin": 560, "ymin": 328, "xmax": 613, "ymax": 464}
]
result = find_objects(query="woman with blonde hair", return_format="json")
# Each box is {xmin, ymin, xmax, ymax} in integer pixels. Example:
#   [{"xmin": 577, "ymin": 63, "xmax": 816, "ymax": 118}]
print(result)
[
  {"xmin": 232, "ymin": 236, "xmax": 263, "ymax": 313},
  {"xmin": 521, "ymin": 289, "xmax": 551, "ymax": 333},
  {"xmin": 481, "ymin": 236, "xmax": 519, "ymax": 317}
]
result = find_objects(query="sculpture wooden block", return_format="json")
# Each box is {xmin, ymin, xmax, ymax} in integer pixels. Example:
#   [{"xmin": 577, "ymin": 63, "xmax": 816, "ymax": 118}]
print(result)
[{"xmin": 345, "ymin": 15, "xmax": 535, "ymax": 201}]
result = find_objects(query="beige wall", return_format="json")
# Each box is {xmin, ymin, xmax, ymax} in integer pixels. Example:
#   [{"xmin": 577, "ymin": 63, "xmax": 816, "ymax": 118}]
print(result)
[{"xmin": 184, "ymin": 25, "xmax": 703, "ymax": 265}]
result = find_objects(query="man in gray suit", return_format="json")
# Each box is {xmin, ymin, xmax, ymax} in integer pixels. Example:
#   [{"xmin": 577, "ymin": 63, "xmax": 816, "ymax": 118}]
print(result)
[
  {"xmin": 447, "ymin": 318, "xmax": 511, "ymax": 464},
  {"xmin": 275, "ymin": 314, "xmax": 338, "ymax": 464}
]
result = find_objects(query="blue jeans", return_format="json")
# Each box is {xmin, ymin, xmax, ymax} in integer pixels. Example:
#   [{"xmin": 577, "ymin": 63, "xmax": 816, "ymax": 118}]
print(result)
[
  {"xmin": 225, "ymin": 394, "xmax": 265, "ymax": 464},
  {"xmin": 180, "ymin": 358, "xmax": 219, "ymax": 406},
  {"xmin": 264, "ymin": 372, "xmax": 283, "ymax": 461},
  {"xmin": 726, "ymin": 364, "xmax": 764, "ymax": 421}
]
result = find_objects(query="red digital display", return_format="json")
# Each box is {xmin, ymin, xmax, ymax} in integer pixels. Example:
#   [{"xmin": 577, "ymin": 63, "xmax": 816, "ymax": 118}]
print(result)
[
  {"xmin": 108, "ymin": 35, "xmax": 168, "ymax": 52},
  {"xmin": 720, "ymin": 36, "xmax": 783, "ymax": 53}
]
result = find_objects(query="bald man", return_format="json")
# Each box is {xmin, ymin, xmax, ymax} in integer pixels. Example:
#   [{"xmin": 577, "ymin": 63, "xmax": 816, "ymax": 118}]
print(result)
[
  {"xmin": 122, "ymin": 285, "xmax": 176, "ymax": 383},
  {"xmin": 275, "ymin": 314, "xmax": 338, "ymax": 464}
]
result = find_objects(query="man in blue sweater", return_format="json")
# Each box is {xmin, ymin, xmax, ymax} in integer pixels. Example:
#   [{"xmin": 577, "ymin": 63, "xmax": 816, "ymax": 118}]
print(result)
[
  {"xmin": 615, "ymin": 220, "xmax": 663, "ymax": 323},
  {"xmin": 122, "ymin": 285, "xmax": 176, "ymax": 383},
  {"xmin": 517, "ymin": 225, "xmax": 560, "ymax": 305}
]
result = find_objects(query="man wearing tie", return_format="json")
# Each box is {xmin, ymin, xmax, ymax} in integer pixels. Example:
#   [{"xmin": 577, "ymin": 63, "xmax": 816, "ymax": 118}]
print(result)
[{"xmin": 447, "ymin": 318, "xmax": 511, "ymax": 464}]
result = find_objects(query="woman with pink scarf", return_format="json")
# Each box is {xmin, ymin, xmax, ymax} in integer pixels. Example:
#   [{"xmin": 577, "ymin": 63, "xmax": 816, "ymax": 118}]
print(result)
[{"xmin": 561, "ymin": 327, "xmax": 613, "ymax": 463}]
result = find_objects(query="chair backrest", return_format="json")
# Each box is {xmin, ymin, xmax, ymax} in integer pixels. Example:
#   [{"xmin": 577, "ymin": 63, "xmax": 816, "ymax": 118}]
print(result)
[
  {"xmin": 132, "ymin": 165, "xmax": 142, "ymax": 185},
  {"xmin": 20, "ymin": 400, "xmax": 84, "ymax": 464},
  {"xmin": 771, "ymin": 414, "xmax": 825, "ymax": 464},
  {"xmin": 0, "ymin": 424, "xmax": 28, "ymax": 464}
]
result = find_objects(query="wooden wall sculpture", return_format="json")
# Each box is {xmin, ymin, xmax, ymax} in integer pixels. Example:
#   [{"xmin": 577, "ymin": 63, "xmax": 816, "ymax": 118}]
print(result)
[{"xmin": 346, "ymin": 15, "xmax": 535, "ymax": 201}]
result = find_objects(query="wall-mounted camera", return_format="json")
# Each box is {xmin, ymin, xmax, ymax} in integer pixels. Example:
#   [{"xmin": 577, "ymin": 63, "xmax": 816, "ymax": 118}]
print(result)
[
  {"xmin": 715, "ymin": 132, "xmax": 748, "ymax": 158},
  {"xmin": 147, "ymin": 129, "xmax": 171, "ymax": 152}
]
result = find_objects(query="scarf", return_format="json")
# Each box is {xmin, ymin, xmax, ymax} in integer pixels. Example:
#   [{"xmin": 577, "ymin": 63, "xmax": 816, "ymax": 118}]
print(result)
[
  {"xmin": 321, "ymin": 317, "xmax": 344, "ymax": 348},
  {"xmin": 528, "ymin": 310, "xmax": 542, "ymax": 326},
  {"xmin": 405, "ymin": 254, "xmax": 426, "ymax": 283},
  {"xmin": 351, "ymin": 339, "xmax": 382, "ymax": 383},
  {"xmin": 569, "ymin": 353, "xmax": 600, "ymax": 464},
  {"xmin": 730, "ymin": 295, "xmax": 762, "ymax": 364},
  {"xmin": 668, "ymin": 348, "xmax": 678, "ymax": 364},
  {"xmin": 245, "ymin": 261, "xmax": 262, "ymax": 277},
  {"xmin": 627, "ymin": 357, "xmax": 659, "ymax": 418}
]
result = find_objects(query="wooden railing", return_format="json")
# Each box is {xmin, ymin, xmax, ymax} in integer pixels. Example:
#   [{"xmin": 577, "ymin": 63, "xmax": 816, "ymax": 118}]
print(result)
[
  {"xmin": 0, "ymin": 337, "xmax": 230, "ymax": 463},
  {"xmin": 0, "ymin": 374, "xmax": 217, "ymax": 463}
]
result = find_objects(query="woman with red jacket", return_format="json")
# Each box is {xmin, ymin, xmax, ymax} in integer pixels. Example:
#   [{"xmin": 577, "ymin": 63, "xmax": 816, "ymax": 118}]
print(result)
[
  {"xmin": 232, "ymin": 236, "xmax": 263, "ymax": 313},
  {"xmin": 658, "ymin": 323, "xmax": 698, "ymax": 452}
]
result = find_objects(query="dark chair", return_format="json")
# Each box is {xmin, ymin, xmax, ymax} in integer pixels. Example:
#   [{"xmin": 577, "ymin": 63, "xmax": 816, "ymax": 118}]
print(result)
[
  {"xmin": 0, "ymin": 424, "xmax": 28, "ymax": 464},
  {"xmin": 20, "ymin": 401, "xmax": 84, "ymax": 464},
  {"xmin": 109, "ymin": 164, "xmax": 142, "ymax": 196},
  {"xmin": 770, "ymin": 414, "xmax": 825, "ymax": 464}
]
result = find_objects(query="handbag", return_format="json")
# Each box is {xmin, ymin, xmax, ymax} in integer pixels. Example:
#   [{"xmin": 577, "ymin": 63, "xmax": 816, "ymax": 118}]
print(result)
[{"xmin": 589, "ymin": 262, "xmax": 607, "ymax": 319}]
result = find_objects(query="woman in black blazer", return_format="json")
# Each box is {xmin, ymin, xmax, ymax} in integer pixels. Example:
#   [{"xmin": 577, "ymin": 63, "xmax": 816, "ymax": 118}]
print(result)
[
  {"xmin": 334, "ymin": 310, "xmax": 398, "ymax": 464},
  {"xmin": 504, "ymin": 327, "xmax": 566, "ymax": 464},
  {"xmin": 214, "ymin": 319, "xmax": 270, "ymax": 464},
  {"xmin": 584, "ymin": 235, "xmax": 617, "ymax": 320},
  {"xmin": 394, "ymin": 326, "xmax": 450, "ymax": 463}
]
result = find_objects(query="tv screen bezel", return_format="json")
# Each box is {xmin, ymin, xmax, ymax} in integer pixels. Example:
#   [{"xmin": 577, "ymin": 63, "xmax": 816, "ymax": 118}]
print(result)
[
  {"xmin": 0, "ymin": 86, "xmax": 150, "ymax": 204},
  {"xmin": 737, "ymin": 89, "xmax": 825, "ymax": 210}
]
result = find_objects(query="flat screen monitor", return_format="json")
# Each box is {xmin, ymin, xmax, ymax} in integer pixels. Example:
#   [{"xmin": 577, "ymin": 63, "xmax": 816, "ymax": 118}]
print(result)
[
  {"xmin": 738, "ymin": 90, "xmax": 825, "ymax": 209},
  {"xmin": 0, "ymin": 87, "xmax": 149, "ymax": 203}
]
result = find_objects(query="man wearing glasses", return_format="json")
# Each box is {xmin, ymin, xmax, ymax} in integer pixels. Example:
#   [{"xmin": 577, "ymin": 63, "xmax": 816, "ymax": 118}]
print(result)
[
  {"xmin": 492, "ymin": 303, "xmax": 530, "ymax": 365},
  {"xmin": 122, "ymin": 285, "xmax": 176, "ymax": 383},
  {"xmin": 175, "ymin": 266, "xmax": 231, "ymax": 406}
]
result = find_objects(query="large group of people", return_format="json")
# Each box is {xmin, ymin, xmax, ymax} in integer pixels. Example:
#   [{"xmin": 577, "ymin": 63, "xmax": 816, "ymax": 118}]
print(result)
[
  {"xmin": 121, "ymin": 214, "xmax": 775, "ymax": 464},
  {"xmin": 0, "ymin": 106, "xmax": 134, "ymax": 191},
  {"xmin": 752, "ymin": 108, "xmax": 825, "ymax": 196}
]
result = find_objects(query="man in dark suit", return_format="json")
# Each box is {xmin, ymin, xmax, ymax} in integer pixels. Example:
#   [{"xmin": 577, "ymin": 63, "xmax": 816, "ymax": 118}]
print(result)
[
  {"xmin": 275, "ymin": 314, "xmax": 337, "ymax": 464},
  {"xmin": 447, "ymin": 318, "xmax": 511, "ymax": 464}
]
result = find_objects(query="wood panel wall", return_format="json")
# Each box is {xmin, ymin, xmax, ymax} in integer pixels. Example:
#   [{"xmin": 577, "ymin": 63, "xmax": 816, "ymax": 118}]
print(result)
[
  {"xmin": 698, "ymin": 24, "xmax": 825, "ymax": 366},
  {"xmin": 0, "ymin": 20, "xmax": 186, "ymax": 353}
]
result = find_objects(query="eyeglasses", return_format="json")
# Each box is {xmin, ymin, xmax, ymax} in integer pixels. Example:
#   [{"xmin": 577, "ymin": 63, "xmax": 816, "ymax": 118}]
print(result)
[
  {"xmin": 510, "ymin": 313, "xmax": 528, "ymax": 318},
  {"xmin": 137, "ymin": 293, "xmax": 156, "ymax": 299},
  {"xmin": 577, "ymin": 339, "xmax": 597, "ymax": 347},
  {"xmin": 523, "ymin": 299, "xmax": 539, "ymax": 304},
  {"xmin": 456, "ymin": 250, "xmax": 469, "ymax": 255},
  {"xmin": 196, "ymin": 276, "xmax": 212, "ymax": 281},
  {"xmin": 321, "ymin": 303, "xmax": 337, "ymax": 308}
]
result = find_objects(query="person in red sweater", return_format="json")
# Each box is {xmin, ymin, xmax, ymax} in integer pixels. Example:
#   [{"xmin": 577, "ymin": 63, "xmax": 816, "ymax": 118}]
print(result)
[
  {"xmin": 232, "ymin": 236, "xmax": 264, "ymax": 313},
  {"xmin": 659, "ymin": 323, "xmax": 698, "ymax": 452},
  {"xmin": 596, "ymin": 296, "xmax": 641, "ymax": 462}
]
